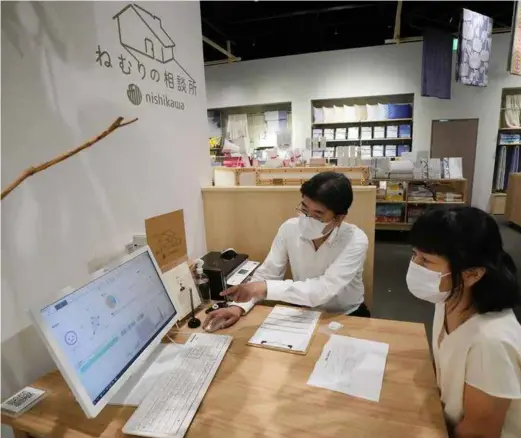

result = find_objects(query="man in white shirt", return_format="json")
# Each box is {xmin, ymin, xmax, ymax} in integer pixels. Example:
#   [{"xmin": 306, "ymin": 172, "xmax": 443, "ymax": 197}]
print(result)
[{"xmin": 202, "ymin": 172, "xmax": 369, "ymax": 332}]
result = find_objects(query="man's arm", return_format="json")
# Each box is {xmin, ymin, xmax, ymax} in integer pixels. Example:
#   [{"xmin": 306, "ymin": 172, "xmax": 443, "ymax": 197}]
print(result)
[
  {"xmin": 264, "ymin": 235, "xmax": 368, "ymax": 307},
  {"xmin": 230, "ymin": 224, "xmax": 289, "ymax": 314}
]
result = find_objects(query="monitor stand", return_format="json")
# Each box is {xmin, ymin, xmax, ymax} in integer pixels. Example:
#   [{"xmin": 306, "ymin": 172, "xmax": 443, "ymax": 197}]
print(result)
[{"xmin": 109, "ymin": 343, "xmax": 182, "ymax": 406}]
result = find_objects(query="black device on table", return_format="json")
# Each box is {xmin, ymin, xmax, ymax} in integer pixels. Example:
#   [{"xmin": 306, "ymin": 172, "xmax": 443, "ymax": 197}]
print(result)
[{"xmin": 200, "ymin": 249, "xmax": 248, "ymax": 300}]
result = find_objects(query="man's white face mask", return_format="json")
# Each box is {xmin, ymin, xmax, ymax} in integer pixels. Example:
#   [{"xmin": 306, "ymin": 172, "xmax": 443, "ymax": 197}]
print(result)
[{"xmin": 298, "ymin": 215, "xmax": 335, "ymax": 240}]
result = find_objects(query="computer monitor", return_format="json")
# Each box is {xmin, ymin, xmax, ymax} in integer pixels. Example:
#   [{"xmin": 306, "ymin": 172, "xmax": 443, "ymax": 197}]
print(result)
[{"xmin": 29, "ymin": 246, "xmax": 178, "ymax": 418}]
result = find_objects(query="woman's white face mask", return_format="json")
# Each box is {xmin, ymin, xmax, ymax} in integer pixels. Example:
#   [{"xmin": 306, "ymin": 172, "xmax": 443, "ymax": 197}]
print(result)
[
  {"xmin": 298, "ymin": 215, "xmax": 335, "ymax": 240},
  {"xmin": 406, "ymin": 260, "xmax": 451, "ymax": 303}
]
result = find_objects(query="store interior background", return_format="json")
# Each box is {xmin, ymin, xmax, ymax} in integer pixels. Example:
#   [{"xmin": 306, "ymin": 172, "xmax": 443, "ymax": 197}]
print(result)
[
  {"xmin": 204, "ymin": 3, "xmax": 521, "ymax": 336},
  {"xmin": 2, "ymin": 3, "xmax": 521, "ymax": 436}
]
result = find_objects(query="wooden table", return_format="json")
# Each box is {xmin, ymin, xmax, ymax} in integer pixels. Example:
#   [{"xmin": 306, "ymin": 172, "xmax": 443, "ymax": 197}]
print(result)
[{"xmin": 2, "ymin": 306, "xmax": 447, "ymax": 438}]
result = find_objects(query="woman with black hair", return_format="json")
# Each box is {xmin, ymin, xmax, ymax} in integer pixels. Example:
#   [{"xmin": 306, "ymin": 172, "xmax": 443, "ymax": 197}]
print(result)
[{"xmin": 408, "ymin": 207, "xmax": 521, "ymax": 438}]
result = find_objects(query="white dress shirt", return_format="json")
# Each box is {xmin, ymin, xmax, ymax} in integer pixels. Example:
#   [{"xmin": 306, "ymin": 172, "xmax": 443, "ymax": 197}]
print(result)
[{"xmin": 233, "ymin": 218, "xmax": 368, "ymax": 314}]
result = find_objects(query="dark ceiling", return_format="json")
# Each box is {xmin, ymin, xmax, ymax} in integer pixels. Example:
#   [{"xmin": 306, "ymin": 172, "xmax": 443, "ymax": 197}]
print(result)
[{"xmin": 201, "ymin": 1, "xmax": 515, "ymax": 63}]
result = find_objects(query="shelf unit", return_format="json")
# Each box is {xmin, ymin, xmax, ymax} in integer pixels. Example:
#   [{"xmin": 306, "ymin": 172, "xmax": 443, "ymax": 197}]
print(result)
[
  {"xmin": 310, "ymin": 94, "xmax": 414, "ymax": 160},
  {"xmin": 492, "ymin": 88, "xmax": 521, "ymax": 195},
  {"xmin": 207, "ymin": 102, "xmax": 292, "ymax": 164},
  {"xmin": 371, "ymin": 179, "xmax": 468, "ymax": 230}
]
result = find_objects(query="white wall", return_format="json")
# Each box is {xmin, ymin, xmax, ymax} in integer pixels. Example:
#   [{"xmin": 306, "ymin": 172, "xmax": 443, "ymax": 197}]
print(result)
[
  {"xmin": 205, "ymin": 33, "xmax": 521, "ymax": 210},
  {"xmin": 1, "ymin": 0, "xmax": 210, "ymax": 406}
]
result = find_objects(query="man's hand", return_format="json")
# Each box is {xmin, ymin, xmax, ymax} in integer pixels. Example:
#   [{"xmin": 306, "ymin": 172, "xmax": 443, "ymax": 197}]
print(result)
[
  {"xmin": 220, "ymin": 281, "xmax": 267, "ymax": 302},
  {"xmin": 202, "ymin": 306, "xmax": 243, "ymax": 332}
]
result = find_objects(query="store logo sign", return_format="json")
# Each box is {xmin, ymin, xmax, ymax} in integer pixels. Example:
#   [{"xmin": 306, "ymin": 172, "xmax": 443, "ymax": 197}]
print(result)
[
  {"xmin": 127, "ymin": 84, "xmax": 142, "ymax": 105},
  {"xmin": 126, "ymin": 83, "xmax": 185, "ymax": 110}
]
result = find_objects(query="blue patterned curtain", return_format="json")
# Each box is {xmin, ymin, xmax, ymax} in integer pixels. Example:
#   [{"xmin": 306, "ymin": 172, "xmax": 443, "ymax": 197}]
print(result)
[
  {"xmin": 456, "ymin": 9, "xmax": 493, "ymax": 87},
  {"xmin": 421, "ymin": 28, "xmax": 453, "ymax": 99}
]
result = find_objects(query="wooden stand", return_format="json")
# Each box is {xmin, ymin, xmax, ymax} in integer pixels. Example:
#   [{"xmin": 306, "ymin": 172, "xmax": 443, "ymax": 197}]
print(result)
[
  {"xmin": 506, "ymin": 173, "xmax": 521, "ymax": 227},
  {"xmin": 213, "ymin": 166, "xmax": 370, "ymax": 187}
]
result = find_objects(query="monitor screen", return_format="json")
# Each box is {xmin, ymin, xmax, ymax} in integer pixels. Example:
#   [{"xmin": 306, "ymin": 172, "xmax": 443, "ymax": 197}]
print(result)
[{"xmin": 40, "ymin": 251, "xmax": 176, "ymax": 405}]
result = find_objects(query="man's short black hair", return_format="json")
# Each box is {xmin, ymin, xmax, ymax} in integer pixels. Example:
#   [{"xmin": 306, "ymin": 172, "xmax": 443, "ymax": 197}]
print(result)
[{"xmin": 300, "ymin": 172, "xmax": 353, "ymax": 215}]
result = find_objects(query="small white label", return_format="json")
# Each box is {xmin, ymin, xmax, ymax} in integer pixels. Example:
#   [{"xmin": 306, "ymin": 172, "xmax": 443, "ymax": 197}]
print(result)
[{"xmin": 2, "ymin": 387, "xmax": 45, "ymax": 414}]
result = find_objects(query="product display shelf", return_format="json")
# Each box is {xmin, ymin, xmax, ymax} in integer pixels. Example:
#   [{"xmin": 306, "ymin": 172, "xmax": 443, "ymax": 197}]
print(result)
[
  {"xmin": 492, "ymin": 87, "xmax": 521, "ymax": 194},
  {"xmin": 311, "ymin": 94, "xmax": 414, "ymax": 159},
  {"xmin": 324, "ymin": 137, "xmax": 412, "ymax": 144},
  {"xmin": 312, "ymin": 117, "xmax": 413, "ymax": 127},
  {"xmin": 371, "ymin": 178, "xmax": 468, "ymax": 230}
]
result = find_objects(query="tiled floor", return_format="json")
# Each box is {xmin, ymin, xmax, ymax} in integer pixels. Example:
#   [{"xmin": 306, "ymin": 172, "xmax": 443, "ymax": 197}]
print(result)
[{"xmin": 372, "ymin": 217, "xmax": 521, "ymax": 346}]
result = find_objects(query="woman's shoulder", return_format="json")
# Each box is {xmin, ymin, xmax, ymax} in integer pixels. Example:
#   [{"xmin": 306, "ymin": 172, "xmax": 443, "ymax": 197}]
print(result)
[{"xmin": 472, "ymin": 310, "xmax": 521, "ymax": 352}]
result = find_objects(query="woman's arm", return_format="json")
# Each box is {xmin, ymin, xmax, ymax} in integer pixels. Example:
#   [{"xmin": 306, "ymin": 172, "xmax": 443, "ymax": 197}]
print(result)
[{"xmin": 455, "ymin": 383, "xmax": 511, "ymax": 438}]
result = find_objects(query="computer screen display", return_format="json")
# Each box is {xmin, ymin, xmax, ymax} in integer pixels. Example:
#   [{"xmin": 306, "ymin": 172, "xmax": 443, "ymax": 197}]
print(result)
[{"xmin": 40, "ymin": 251, "xmax": 176, "ymax": 405}]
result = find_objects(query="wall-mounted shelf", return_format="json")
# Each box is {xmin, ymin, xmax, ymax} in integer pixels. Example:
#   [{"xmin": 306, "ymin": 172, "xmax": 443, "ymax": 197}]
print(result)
[
  {"xmin": 407, "ymin": 200, "xmax": 465, "ymax": 205},
  {"xmin": 325, "ymin": 137, "xmax": 412, "ymax": 144},
  {"xmin": 313, "ymin": 118, "xmax": 413, "ymax": 127},
  {"xmin": 492, "ymin": 88, "xmax": 521, "ymax": 194},
  {"xmin": 311, "ymin": 94, "xmax": 414, "ymax": 160}
]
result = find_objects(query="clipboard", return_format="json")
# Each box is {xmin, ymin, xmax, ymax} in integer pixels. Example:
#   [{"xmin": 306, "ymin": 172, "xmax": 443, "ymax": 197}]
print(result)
[{"xmin": 247, "ymin": 305, "xmax": 321, "ymax": 355}]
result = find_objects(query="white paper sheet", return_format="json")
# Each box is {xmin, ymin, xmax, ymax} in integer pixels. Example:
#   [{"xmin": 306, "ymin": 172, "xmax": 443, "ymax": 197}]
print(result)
[
  {"xmin": 307, "ymin": 335, "xmax": 389, "ymax": 402},
  {"xmin": 249, "ymin": 306, "xmax": 321, "ymax": 353},
  {"xmin": 162, "ymin": 262, "xmax": 201, "ymax": 320}
]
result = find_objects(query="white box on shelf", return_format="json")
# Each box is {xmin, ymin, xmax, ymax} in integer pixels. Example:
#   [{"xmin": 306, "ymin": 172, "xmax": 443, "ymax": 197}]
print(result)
[
  {"xmin": 373, "ymin": 126, "xmax": 385, "ymax": 139},
  {"xmin": 386, "ymin": 125, "xmax": 398, "ymax": 138},
  {"xmin": 428, "ymin": 158, "xmax": 442, "ymax": 179},
  {"xmin": 372, "ymin": 145, "xmax": 384, "ymax": 157},
  {"xmin": 335, "ymin": 128, "xmax": 347, "ymax": 140},
  {"xmin": 348, "ymin": 127, "xmax": 360, "ymax": 140},
  {"xmin": 361, "ymin": 127, "xmax": 372, "ymax": 140},
  {"xmin": 448, "ymin": 157, "xmax": 463, "ymax": 179},
  {"xmin": 385, "ymin": 145, "xmax": 397, "ymax": 157},
  {"xmin": 323, "ymin": 129, "xmax": 334, "ymax": 140}
]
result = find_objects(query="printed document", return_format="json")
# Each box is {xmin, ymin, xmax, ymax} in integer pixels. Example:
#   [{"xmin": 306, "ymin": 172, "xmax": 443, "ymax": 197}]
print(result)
[
  {"xmin": 307, "ymin": 334, "xmax": 389, "ymax": 402},
  {"xmin": 249, "ymin": 306, "xmax": 321, "ymax": 353}
]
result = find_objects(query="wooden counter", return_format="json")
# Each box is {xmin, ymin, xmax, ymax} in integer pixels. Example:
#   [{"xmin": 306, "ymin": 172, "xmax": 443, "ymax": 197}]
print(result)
[
  {"xmin": 201, "ymin": 185, "xmax": 376, "ymax": 308},
  {"xmin": 506, "ymin": 173, "xmax": 521, "ymax": 227},
  {"xmin": 2, "ymin": 305, "xmax": 446, "ymax": 438}
]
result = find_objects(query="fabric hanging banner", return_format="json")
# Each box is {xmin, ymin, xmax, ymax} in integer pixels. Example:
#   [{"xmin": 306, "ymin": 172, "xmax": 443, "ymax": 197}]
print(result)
[
  {"xmin": 421, "ymin": 28, "xmax": 453, "ymax": 99},
  {"xmin": 509, "ymin": 1, "xmax": 521, "ymax": 75},
  {"xmin": 456, "ymin": 8, "xmax": 493, "ymax": 87}
]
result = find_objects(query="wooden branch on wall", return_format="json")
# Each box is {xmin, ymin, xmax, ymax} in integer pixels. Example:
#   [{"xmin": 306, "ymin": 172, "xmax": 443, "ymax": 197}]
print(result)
[{"xmin": 1, "ymin": 116, "xmax": 138, "ymax": 201}]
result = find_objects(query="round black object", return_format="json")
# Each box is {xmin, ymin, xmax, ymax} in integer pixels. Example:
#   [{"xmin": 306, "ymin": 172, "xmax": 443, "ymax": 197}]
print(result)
[{"xmin": 188, "ymin": 317, "xmax": 201, "ymax": 329}]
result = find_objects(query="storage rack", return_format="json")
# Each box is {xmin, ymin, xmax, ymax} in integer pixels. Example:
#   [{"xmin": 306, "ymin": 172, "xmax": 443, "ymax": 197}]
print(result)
[
  {"xmin": 310, "ymin": 93, "xmax": 414, "ymax": 162},
  {"xmin": 370, "ymin": 178, "xmax": 468, "ymax": 231}
]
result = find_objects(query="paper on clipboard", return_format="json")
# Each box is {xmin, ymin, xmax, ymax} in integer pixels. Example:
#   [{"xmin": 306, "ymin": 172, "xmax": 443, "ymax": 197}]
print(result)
[{"xmin": 248, "ymin": 306, "xmax": 321, "ymax": 354}]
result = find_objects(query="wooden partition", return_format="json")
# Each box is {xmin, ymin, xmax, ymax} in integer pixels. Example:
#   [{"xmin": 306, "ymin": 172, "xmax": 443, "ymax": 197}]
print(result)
[
  {"xmin": 201, "ymin": 185, "xmax": 377, "ymax": 309},
  {"xmin": 506, "ymin": 173, "xmax": 521, "ymax": 226}
]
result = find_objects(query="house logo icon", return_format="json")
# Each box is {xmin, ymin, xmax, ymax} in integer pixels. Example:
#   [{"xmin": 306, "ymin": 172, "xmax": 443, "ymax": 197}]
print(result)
[
  {"xmin": 127, "ymin": 84, "xmax": 142, "ymax": 106},
  {"xmin": 113, "ymin": 3, "xmax": 193, "ymax": 79}
]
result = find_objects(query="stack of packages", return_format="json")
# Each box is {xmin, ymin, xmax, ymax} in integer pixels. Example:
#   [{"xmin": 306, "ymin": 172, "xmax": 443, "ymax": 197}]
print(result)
[
  {"xmin": 408, "ymin": 183, "xmax": 435, "ymax": 202},
  {"xmin": 436, "ymin": 191, "xmax": 464, "ymax": 202},
  {"xmin": 375, "ymin": 204, "xmax": 404, "ymax": 223},
  {"xmin": 499, "ymin": 133, "xmax": 521, "ymax": 145},
  {"xmin": 385, "ymin": 182, "xmax": 405, "ymax": 201},
  {"xmin": 389, "ymin": 160, "xmax": 414, "ymax": 179},
  {"xmin": 407, "ymin": 205, "xmax": 427, "ymax": 224}
]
